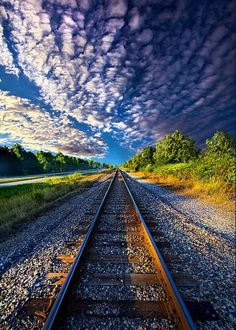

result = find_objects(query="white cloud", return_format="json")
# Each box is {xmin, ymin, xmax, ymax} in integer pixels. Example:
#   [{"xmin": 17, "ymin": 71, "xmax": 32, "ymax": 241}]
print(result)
[
  {"xmin": 0, "ymin": 25, "xmax": 19, "ymax": 75},
  {"xmin": 129, "ymin": 7, "xmax": 142, "ymax": 31},
  {"xmin": 0, "ymin": 0, "xmax": 234, "ymax": 155},
  {"xmin": 0, "ymin": 92, "xmax": 107, "ymax": 157},
  {"xmin": 137, "ymin": 29, "xmax": 153, "ymax": 44},
  {"xmin": 107, "ymin": 0, "xmax": 128, "ymax": 18}
]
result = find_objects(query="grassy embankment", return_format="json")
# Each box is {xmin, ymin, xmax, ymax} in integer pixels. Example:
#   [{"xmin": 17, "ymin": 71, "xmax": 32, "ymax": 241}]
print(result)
[
  {"xmin": 125, "ymin": 157, "xmax": 235, "ymax": 211},
  {"xmin": 0, "ymin": 172, "xmax": 104, "ymax": 235}
]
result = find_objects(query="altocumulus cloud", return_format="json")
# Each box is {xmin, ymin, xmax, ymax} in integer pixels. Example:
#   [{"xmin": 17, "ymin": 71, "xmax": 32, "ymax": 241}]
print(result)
[
  {"xmin": 0, "ymin": 0, "xmax": 235, "ymax": 157},
  {"xmin": 0, "ymin": 91, "xmax": 107, "ymax": 157}
]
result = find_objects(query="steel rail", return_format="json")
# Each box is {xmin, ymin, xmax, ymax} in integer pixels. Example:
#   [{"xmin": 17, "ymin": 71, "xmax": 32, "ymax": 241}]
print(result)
[
  {"xmin": 43, "ymin": 170, "xmax": 118, "ymax": 330},
  {"xmin": 44, "ymin": 168, "xmax": 195, "ymax": 329},
  {"xmin": 120, "ymin": 169, "xmax": 196, "ymax": 330}
]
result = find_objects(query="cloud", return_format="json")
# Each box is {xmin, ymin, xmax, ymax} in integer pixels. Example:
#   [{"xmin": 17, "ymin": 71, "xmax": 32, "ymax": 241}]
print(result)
[
  {"xmin": 107, "ymin": 0, "xmax": 128, "ymax": 18},
  {"xmin": 137, "ymin": 29, "xmax": 153, "ymax": 44},
  {"xmin": 0, "ymin": 25, "xmax": 19, "ymax": 76},
  {"xmin": 129, "ymin": 7, "xmax": 142, "ymax": 31},
  {"xmin": 0, "ymin": 91, "xmax": 107, "ymax": 157},
  {"xmin": 0, "ymin": 0, "xmax": 235, "ymax": 158}
]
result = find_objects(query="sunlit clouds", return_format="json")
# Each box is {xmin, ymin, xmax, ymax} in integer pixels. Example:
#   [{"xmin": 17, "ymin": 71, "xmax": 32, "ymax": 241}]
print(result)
[
  {"xmin": 0, "ymin": 0, "xmax": 235, "ymax": 161},
  {"xmin": 0, "ymin": 91, "xmax": 107, "ymax": 157}
]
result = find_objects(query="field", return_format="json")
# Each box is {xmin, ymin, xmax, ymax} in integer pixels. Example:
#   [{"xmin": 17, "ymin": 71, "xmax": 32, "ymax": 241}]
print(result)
[{"xmin": 0, "ymin": 172, "xmax": 103, "ymax": 235}]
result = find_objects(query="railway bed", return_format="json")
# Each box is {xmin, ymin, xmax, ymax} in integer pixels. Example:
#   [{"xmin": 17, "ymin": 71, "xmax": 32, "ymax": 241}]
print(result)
[
  {"xmin": 40, "ymin": 170, "xmax": 194, "ymax": 329},
  {"xmin": 20, "ymin": 170, "xmax": 219, "ymax": 329}
]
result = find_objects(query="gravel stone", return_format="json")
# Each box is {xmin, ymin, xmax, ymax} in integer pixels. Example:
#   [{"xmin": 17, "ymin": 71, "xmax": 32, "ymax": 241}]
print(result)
[
  {"xmin": 0, "ymin": 173, "xmax": 112, "ymax": 329},
  {"xmin": 125, "ymin": 172, "xmax": 235, "ymax": 329}
]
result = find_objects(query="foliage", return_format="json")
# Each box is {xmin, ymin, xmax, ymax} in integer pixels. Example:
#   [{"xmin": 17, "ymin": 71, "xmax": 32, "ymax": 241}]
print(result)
[
  {"xmin": 205, "ymin": 131, "xmax": 236, "ymax": 157},
  {"xmin": 154, "ymin": 130, "xmax": 199, "ymax": 164},
  {"xmin": 0, "ymin": 143, "xmax": 109, "ymax": 176},
  {"xmin": 12, "ymin": 144, "xmax": 41, "ymax": 174},
  {"xmin": 139, "ymin": 146, "xmax": 155, "ymax": 168},
  {"xmin": 123, "ymin": 130, "xmax": 235, "ymax": 190},
  {"xmin": 123, "ymin": 146, "xmax": 155, "ymax": 171}
]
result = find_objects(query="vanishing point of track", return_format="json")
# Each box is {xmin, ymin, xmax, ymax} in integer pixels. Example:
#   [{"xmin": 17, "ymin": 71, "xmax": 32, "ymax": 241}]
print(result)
[{"xmin": 43, "ymin": 169, "xmax": 196, "ymax": 329}]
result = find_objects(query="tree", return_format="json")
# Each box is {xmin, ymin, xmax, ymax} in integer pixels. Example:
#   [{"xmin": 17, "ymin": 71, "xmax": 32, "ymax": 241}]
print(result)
[
  {"xmin": 139, "ymin": 146, "xmax": 155, "ymax": 168},
  {"xmin": 154, "ymin": 130, "xmax": 199, "ymax": 164},
  {"xmin": 1, "ymin": 143, "xmax": 109, "ymax": 175},
  {"xmin": 0, "ymin": 146, "xmax": 21, "ymax": 175},
  {"xmin": 36, "ymin": 151, "xmax": 55, "ymax": 172},
  {"xmin": 11, "ymin": 144, "xmax": 41, "ymax": 174},
  {"xmin": 23, "ymin": 151, "xmax": 41, "ymax": 174},
  {"xmin": 11, "ymin": 143, "xmax": 25, "ymax": 160},
  {"xmin": 205, "ymin": 131, "xmax": 236, "ymax": 157},
  {"xmin": 55, "ymin": 152, "xmax": 66, "ymax": 172}
]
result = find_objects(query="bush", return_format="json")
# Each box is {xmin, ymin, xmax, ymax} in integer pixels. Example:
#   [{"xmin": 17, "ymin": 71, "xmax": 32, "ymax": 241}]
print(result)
[
  {"xmin": 194, "ymin": 154, "xmax": 235, "ymax": 186},
  {"xmin": 144, "ymin": 164, "xmax": 154, "ymax": 172}
]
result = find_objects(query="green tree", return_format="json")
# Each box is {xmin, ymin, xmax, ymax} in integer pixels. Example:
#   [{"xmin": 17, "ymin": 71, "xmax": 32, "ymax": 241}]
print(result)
[
  {"xmin": 12, "ymin": 144, "xmax": 25, "ymax": 160},
  {"xmin": 36, "ymin": 151, "xmax": 55, "ymax": 172},
  {"xmin": 1, "ymin": 143, "xmax": 109, "ymax": 175},
  {"xmin": 154, "ymin": 130, "xmax": 199, "ymax": 164},
  {"xmin": 139, "ymin": 146, "xmax": 154, "ymax": 168},
  {"xmin": 205, "ymin": 131, "xmax": 236, "ymax": 157},
  {"xmin": 0, "ymin": 146, "xmax": 21, "ymax": 175},
  {"xmin": 12, "ymin": 144, "xmax": 41, "ymax": 174},
  {"xmin": 55, "ymin": 152, "xmax": 66, "ymax": 172}
]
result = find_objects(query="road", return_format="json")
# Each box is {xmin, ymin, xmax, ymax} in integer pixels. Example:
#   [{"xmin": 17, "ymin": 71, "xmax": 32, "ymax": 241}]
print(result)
[{"xmin": 0, "ymin": 169, "xmax": 105, "ymax": 187}]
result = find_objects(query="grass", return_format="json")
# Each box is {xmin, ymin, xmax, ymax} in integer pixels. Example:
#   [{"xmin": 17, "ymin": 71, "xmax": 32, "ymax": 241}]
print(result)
[
  {"xmin": 126, "ymin": 163, "xmax": 235, "ymax": 212},
  {"xmin": 0, "ymin": 172, "xmax": 103, "ymax": 235}
]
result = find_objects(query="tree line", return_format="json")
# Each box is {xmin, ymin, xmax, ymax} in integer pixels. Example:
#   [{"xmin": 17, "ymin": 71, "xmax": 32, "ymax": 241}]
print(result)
[
  {"xmin": 123, "ymin": 130, "xmax": 235, "ymax": 184},
  {"xmin": 0, "ymin": 144, "xmax": 109, "ymax": 176}
]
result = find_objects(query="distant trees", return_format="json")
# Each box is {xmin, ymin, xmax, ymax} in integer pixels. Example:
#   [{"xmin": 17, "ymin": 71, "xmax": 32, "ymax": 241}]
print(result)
[
  {"xmin": 124, "ymin": 146, "xmax": 155, "ymax": 171},
  {"xmin": 11, "ymin": 144, "xmax": 41, "ymax": 174},
  {"xmin": 0, "ymin": 144, "xmax": 109, "ymax": 176},
  {"xmin": 36, "ymin": 151, "xmax": 55, "ymax": 172},
  {"xmin": 0, "ymin": 146, "xmax": 19, "ymax": 175}
]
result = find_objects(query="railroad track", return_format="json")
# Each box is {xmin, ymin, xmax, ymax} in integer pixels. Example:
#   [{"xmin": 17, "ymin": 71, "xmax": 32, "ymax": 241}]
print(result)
[{"xmin": 37, "ymin": 169, "xmax": 195, "ymax": 330}]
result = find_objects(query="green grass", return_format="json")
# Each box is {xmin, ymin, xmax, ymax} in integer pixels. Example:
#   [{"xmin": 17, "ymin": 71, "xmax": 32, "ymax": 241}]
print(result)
[{"xmin": 0, "ymin": 172, "xmax": 103, "ymax": 235}]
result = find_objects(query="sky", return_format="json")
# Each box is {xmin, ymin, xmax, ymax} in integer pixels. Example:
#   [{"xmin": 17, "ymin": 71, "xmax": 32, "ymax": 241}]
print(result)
[{"xmin": 0, "ymin": 0, "xmax": 235, "ymax": 165}]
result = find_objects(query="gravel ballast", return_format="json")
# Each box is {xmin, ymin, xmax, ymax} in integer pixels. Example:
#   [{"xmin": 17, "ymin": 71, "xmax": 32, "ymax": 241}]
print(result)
[
  {"xmin": 0, "ymin": 173, "xmax": 112, "ymax": 329},
  {"xmin": 125, "ymin": 171, "xmax": 235, "ymax": 329},
  {"xmin": 0, "ymin": 170, "xmax": 235, "ymax": 329}
]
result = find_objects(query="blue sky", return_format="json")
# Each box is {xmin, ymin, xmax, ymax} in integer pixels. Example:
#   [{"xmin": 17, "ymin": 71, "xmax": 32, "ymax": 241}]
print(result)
[{"xmin": 0, "ymin": 0, "xmax": 235, "ymax": 165}]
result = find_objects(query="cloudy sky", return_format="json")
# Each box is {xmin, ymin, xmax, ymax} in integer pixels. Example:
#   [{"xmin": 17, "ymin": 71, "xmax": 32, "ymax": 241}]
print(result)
[{"xmin": 0, "ymin": 0, "xmax": 235, "ymax": 164}]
